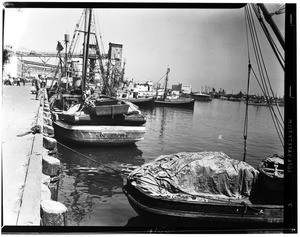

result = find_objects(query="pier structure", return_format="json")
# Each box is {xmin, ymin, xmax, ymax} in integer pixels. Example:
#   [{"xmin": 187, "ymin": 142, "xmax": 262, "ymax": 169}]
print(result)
[
  {"xmin": 8, "ymin": 50, "xmax": 105, "ymax": 78},
  {"xmin": 2, "ymin": 84, "xmax": 67, "ymax": 226}
]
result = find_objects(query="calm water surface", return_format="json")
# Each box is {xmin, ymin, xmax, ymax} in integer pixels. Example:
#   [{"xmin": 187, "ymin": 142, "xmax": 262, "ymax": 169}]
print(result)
[{"xmin": 56, "ymin": 99, "xmax": 284, "ymax": 226}]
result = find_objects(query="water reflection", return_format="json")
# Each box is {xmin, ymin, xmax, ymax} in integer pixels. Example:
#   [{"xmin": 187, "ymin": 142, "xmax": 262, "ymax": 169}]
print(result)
[
  {"xmin": 57, "ymin": 142, "xmax": 144, "ymax": 225},
  {"xmin": 56, "ymin": 99, "xmax": 284, "ymax": 226}
]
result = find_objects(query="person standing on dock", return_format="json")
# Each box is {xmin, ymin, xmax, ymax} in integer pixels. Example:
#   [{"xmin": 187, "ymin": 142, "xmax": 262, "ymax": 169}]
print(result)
[{"xmin": 35, "ymin": 75, "xmax": 41, "ymax": 100}]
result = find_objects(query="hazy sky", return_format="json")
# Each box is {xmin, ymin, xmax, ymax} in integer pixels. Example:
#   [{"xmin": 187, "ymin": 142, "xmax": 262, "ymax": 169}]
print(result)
[{"xmin": 3, "ymin": 4, "xmax": 285, "ymax": 96}]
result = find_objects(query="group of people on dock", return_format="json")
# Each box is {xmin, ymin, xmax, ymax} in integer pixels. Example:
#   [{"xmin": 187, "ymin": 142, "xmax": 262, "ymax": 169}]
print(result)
[
  {"xmin": 3, "ymin": 73, "xmax": 47, "ymax": 100},
  {"xmin": 3, "ymin": 76, "xmax": 26, "ymax": 86}
]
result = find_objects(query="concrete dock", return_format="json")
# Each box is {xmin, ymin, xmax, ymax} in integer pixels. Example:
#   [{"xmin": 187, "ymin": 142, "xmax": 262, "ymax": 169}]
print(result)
[
  {"xmin": 2, "ymin": 84, "xmax": 41, "ymax": 225},
  {"xmin": 2, "ymin": 84, "xmax": 67, "ymax": 227}
]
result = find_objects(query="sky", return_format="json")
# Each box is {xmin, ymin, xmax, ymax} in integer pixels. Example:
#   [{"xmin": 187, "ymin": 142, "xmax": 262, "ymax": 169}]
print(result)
[{"xmin": 3, "ymin": 3, "xmax": 285, "ymax": 96}]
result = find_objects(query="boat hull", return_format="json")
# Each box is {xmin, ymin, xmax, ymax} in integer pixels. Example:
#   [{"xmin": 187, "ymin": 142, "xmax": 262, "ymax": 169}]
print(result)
[
  {"xmin": 154, "ymin": 98, "xmax": 195, "ymax": 108},
  {"xmin": 53, "ymin": 120, "xmax": 145, "ymax": 146},
  {"xmin": 123, "ymin": 183, "xmax": 283, "ymax": 225},
  {"xmin": 127, "ymin": 98, "xmax": 154, "ymax": 106},
  {"xmin": 192, "ymin": 93, "xmax": 212, "ymax": 101}
]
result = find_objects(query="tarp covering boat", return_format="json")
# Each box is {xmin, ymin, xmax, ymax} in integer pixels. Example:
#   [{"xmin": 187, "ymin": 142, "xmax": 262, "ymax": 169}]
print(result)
[{"xmin": 128, "ymin": 151, "xmax": 259, "ymax": 202}]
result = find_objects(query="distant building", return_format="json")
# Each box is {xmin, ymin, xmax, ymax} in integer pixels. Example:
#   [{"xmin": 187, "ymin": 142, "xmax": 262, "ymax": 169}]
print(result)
[
  {"xmin": 172, "ymin": 84, "xmax": 182, "ymax": 91},
  {"xmin": 3, "ymin": 56, "xmax": 22, "ymax": 78},
  {"xmin": 171, "ymin": 83, "xmax": 192, "ymax": 94},
  {"xmin": 181, "ymin": 85, "xmax": 192, "ymax": 94}
]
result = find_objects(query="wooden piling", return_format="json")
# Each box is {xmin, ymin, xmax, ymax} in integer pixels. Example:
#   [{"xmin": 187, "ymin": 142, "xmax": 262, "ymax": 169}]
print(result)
[
  {"xmin": 42, "ymin": 155, "xmax": 60, "ymax": 177},
  {"xmin": 41, "ymin": 200, "xmax": 67, "ymax": 226},
  {"xmin": 42, "ymin": 155, "xmax": 61, "ymax": 201},
  {"xmin": 43, "ymin": 113, "xmax": 51, "ymax": 120},
  {"xmin": 43, "ymin": 117, "xmax": 53, "ymax": 126},
  {"xmin": 43, "ymin": 136, "xmax": 57, "ymax": 150},
  {"xmin": 43, "ymin": 124, "xmax": 54, "ymax": 136},
  {"xmin": 49, "ymin": 177, "xmax": 60, "ymax": 201}
]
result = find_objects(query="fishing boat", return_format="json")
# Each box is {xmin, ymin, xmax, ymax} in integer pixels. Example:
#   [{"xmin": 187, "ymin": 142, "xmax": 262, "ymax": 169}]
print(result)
[
  {"xmin": 123, "ymin": 3, "xmax": 285, "ymax": 226},
  {"xmin": 192, "ymin": 92, "xmax": 212, "ymax": 101},
  {"xmin": 117, "ymin": 90, "xmax": 154, "ymax": 106},
  {"xmin": 247, "ymin": 98, "xmax": 269, "ymax": 106},
  {"xmin": 123, "ymin": 151, "xmax": 283, "ymax": 225},
  {"xmin": 154, "ymin": 68, "xmax": 195, "ymax": 108},
  {"xmin": 50, "ymin": 8, "xmax": 146, "ymax": 145}
]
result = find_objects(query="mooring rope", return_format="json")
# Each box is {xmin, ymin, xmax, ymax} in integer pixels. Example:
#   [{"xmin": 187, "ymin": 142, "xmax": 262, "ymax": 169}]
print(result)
[{"xmin": 57, "ymin": 141, "xmax": 100, "ymax": 165}]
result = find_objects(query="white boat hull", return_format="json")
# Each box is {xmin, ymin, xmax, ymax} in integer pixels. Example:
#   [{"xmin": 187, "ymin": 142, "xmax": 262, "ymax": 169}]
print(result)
[{"xmin": 53, "ymin": 120, "xmax": 146, "ymax": 146}]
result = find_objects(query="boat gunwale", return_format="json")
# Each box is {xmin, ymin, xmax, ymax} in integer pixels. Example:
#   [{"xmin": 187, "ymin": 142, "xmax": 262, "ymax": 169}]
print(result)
[
  {"xmin": 53, "ymin": 119, "xmax": 146, "ymax": 131},
  {"xmin": 125, "ymin": 182, "xmax": 283, "ymax": 209},
  {"xmin": 123, "ymin": 184, "xmax": 283, "ymax": 223}
]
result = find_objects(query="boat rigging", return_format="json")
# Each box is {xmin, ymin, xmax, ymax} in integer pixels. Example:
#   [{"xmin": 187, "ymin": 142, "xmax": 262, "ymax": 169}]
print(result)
[
  {"xmin": 49, "ymin": 8, "xmax": 147, "ymax": 146},
  {"xmin": 243, "ymin": 3, "xmax": 285, "ymax": 162}
]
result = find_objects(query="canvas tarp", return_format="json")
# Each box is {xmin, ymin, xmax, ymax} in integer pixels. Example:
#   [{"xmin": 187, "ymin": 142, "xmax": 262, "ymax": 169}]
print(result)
[{"xmin": 128, "ymin": 151, "xmax": 259, "ymax": 202}]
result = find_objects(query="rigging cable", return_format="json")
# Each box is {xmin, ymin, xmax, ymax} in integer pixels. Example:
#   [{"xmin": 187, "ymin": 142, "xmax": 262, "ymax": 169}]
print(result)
[
  {"xmin": 251, "ymin": 4, "xmax": 285, "ymax": 70},
  {"xmin": 243, "ymin": 7, "xmax": 251, "ymax": 162},
  {"xmin": 249, "ymin": 5, "xmax": 285, "ymax": 141},
  {"xmin": 245, "ymin": 5, "xmax": 284, "ymax": 147},
  {"xmin": 251, "ymin": 4, "xmax": 285, "ymax": 126},
  {"xmin": 248, "ymin": 5, "xmax": 284, "ymax": 126},
  {"xmin": 68, "ymin": 10, "xmax": 85, "ymax": 58},
  {"xmin": 94, "ymin": 10, "xmax": 106, "ymax": 56},
  {"xmin": 251, "ymin": 69, "xmax": 284, "ymax": 146}
]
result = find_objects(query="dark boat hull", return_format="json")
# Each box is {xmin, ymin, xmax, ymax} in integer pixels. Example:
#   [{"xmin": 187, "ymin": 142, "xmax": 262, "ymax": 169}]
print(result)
[
  {"xmin": 126, "ymin": 98, "xmax": 154, "ymax": 107},
  {"xmin": 154, "ymin": 99, "xmax": 195, "ymax": 108},
  {"xmin": 53, "ymin": 120, "xmax": 146, "ymax": 146},
  {"xmin": 123, "ymin": 183, "xmax": 283, "ymax": 225}
]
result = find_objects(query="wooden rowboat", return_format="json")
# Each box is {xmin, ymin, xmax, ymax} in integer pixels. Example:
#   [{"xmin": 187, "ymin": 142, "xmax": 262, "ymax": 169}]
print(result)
[
  {"xmin": 123, "ymin": 182, "xmax": 283, "ymax": 224},
  {"xmin": 123, "ymin": 152, "xmax": 283, "ymax": 225}
]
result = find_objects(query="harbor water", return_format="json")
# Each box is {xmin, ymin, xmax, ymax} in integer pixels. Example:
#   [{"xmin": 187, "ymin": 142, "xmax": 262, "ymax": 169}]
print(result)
[{"xmin": 56, "ymin": 99, "xmax": 284, "ymax": 226}]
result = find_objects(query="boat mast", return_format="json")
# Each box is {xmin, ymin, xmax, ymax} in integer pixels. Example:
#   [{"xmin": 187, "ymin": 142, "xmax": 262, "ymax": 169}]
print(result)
[
  {"xmin": 256, "ymin": 4, "xmax": 285, "ymax": 50},
  {"xmin": 81, "ymin": 8, "xmax": 92, "ymax": 93},
  {"xmin": 163, "ymin": 67, "xmax": 170, "ymax": 100},
  {"xmin": 121, "ymin": 59, "xmax": 126, "ymax": 83},
  {"xmin": 64, "ymin": 34, "xmax": 69, "ymax": 77}
]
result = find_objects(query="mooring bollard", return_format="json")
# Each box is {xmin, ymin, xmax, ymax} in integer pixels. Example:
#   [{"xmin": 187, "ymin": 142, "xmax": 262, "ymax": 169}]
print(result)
[
  {"xmin": 43, "ymin": 124, "xmax": 54, "ymax": 136},
  {"xmin": 43, "ymin": 117, "xmax": 53, "ymax": 126},
  {"xmin": 43, "ymin": 111, "xmax": 51, "ymax": 119},
  {"xmin": 41, "ymin": 200, "xmax": 67, "ymax": 226},
  {"xmin": 43, "ymin": 136, "xmax": 57, "ymax": 150},
  {"xmin": 42, "ymin": 155, "xmax": 60, "ymax": 176},
  {"xmin": 42, "ymin": 155, "xmax": 61, "ymax": 201}
]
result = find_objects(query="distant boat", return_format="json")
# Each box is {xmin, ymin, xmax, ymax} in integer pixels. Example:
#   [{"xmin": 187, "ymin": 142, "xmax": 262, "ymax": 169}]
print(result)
[
  {"xmin": 192, "ymin": 92, "xmax": 212, "ymax": 101},
  {"xmin": 228, "ymin": 97, "xmax": 242, "ymax": 102},
  {"xmin": 50, "ymin": 8, "xmax": 146, "ymax": 146},
  {"xmin": 154, "ymin": 97, "xmax": 195, "ymax": 107},
  {"xmin": 117, "ymin": 90, "xmax": 154, "ymax": 106},
  {"xmin": 123, "ymin": 3, "xmax": 286, "ymax": 227},
  {"xmin": 154, "ymin": 68, "xmax": 195, "ymax": 108},
  {"xmin": 247, "ymin": 98, "xmax": 269, "ymax": 106}
]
